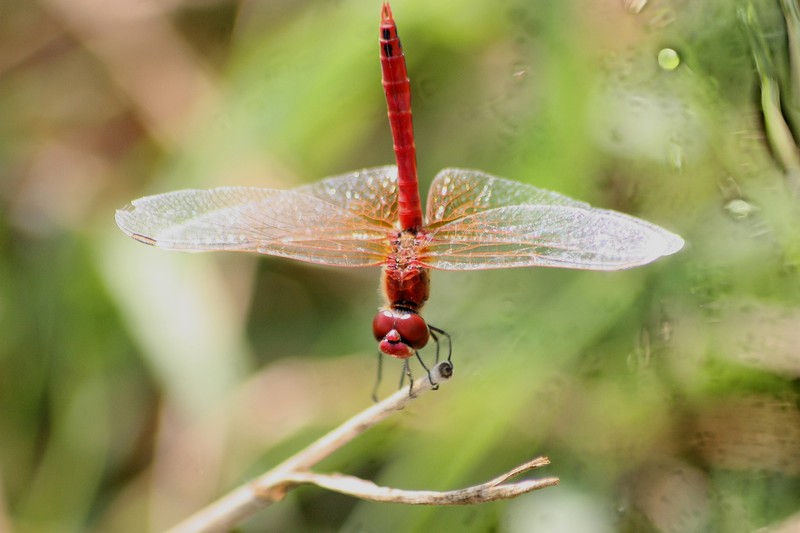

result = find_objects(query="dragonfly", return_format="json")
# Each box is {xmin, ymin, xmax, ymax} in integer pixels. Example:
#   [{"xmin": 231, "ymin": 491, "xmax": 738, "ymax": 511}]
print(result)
[{"xmin": 116, "ymin": 3, "xmax": 684, "ymax": 392}]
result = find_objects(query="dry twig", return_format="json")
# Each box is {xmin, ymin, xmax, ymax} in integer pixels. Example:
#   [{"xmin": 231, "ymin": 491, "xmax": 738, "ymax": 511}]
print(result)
[
  {"xmin": 165, "ymin": 362, "xmax": 558, "ymax": 532},
  {"xmin": 280, "ymin": 457, "xmax": 557, "ymax": 505}
]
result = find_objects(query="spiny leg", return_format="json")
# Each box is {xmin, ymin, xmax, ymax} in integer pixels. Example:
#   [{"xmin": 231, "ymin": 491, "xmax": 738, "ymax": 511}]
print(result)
[
  {"xmin": 429, "ymin": 328, "xmax": 441, "ymax": 364},
  {"xmin": 371, "ymin": 351, "xmax": 383, "ymax": 403},
  {"xmin": 414, "ymin": 349, "xmax": 438, "ymax": 390},
  {"xmin": 428, "ymin": 325, "xmax": 452, "ymax": 363},
  {"xmin": 401, "ymin": 358, "xmax": 414, "ymax": 396}
]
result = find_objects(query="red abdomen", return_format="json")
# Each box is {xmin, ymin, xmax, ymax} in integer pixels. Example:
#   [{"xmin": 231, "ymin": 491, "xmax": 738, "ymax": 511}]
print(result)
[{"xmin": 380, "ymin": 3, "xmax": 423, "ymax": 231}]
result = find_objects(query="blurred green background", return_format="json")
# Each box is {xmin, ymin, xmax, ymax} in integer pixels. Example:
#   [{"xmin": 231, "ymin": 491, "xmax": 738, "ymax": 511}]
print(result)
[{"xmin": 2, "ymin": 0, "xmax": 800, "ymax": 531}]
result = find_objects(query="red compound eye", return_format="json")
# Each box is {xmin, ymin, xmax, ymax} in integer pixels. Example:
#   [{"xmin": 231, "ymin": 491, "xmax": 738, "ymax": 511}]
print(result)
[
  {"xmin": 372, "ymin": 309, "xmax": 395, "ymax": 341},
  {"xmin": 372, "ymin": 309, "xmax": 430, "ymax": 352},
  {"xmin": 394, "ymin": 312, "xmax": 429, "ymax": 350}
]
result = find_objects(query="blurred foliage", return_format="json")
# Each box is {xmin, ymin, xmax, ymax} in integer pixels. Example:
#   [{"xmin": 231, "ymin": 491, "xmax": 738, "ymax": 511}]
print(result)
[{"xmin": 2, "ymin": 0, "xmax": 800, "ymax": 532}]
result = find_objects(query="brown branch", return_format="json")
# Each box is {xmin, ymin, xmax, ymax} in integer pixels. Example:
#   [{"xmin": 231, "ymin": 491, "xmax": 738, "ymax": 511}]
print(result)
[
  {"xmin": 164, "ymin": 361, "xmax": 557, "ymax": 532},
  {"xmin": 282, "ymin": 458, "xmax": 558, "ymax": 505},
  {"xmin": 166, "ymin": 362, "xmax": 450, "ymax": 533}
]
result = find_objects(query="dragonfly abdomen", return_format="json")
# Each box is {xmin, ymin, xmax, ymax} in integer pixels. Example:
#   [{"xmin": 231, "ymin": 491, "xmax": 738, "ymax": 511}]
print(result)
[{"xmin": 380, "ymin": 2, "xmax": 422, "ymax": 231}]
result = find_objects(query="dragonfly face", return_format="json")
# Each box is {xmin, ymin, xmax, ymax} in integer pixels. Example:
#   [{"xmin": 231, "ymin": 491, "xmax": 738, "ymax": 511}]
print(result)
[{"xmin": 373, "ymin": 308, "xmax": 430, "ymax": 358}]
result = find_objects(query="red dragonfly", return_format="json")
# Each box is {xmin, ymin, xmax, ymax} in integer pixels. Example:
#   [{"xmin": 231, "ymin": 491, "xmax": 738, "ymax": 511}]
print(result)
[{"xmin": 116, "ymin": 3, "xmax": 683, "ymax": 389}]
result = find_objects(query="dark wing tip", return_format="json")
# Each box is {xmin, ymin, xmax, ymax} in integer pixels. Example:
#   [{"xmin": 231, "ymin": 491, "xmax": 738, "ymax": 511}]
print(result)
[
  {"xmin": 129, "ymin": 233, "xmax": 158, "ymax": 246},
  {"xmin": 115, "ymin": 205, "xmax": 157, "ymax": 246}
]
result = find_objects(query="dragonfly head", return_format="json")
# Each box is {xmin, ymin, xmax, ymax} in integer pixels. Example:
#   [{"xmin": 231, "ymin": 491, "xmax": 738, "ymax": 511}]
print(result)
[{"xmin": 372, "ymin": 308, "xmax": 430, "ymax": 358}]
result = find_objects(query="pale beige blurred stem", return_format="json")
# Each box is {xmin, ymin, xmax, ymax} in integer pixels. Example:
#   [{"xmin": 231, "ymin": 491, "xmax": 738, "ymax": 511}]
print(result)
[
  {"xmin": 165, "ymin": 362, "xmax": 556, "ymax": 533},
  {"xmin": 0, "ymin": 464, "xmax": 11, "ymax": 533},
  {"xmin": 762, "ymin": 511, "xmax": 800, "ymax": 533},
  {"xmin": 40, "ymin": 0, "xmax": 219, "ymax": 148},
  {"xmin": 741, "ymin": 4, "xmax": 800, "ymax": 191},
  {"xmin": 781, "ymin": 0, "xmax": 800, "ymax": 111},
  {"xmin": 760, "ymin": 76, "xmax": 800, "ymax": 173}
]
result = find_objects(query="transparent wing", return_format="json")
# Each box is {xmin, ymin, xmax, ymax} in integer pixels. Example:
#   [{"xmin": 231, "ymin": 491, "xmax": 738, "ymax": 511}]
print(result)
[
  {"xmin": 115, "ymin": 166, "xmax": 399, "ymax": 267},
  {"xmin": 421, "ymin": 168, "xmax": 684, "ymax": 271},
  {"xmin": 426, "ymin": 167, "xmax": 589, "ymax": 228}
]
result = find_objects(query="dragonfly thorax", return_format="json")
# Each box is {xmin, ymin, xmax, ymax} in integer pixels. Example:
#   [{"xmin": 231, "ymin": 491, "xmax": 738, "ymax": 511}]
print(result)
[
  {"xmin": 383, "ymin": 229, "xmax": 431, "ymax": 311},
  {"xmin": 372, "ymin": 308, "xmax": 430, "ymax": 358},
  {"xmin": 388, "ymin": 230, "xmax": 428, "ymax": 269}
]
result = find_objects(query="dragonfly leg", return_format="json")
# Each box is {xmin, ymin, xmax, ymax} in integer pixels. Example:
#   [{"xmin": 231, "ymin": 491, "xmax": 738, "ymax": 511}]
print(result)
[
  {"xmin": 428, "ymin": 324, "xmax": 452, "ymax": 363},
  {"xmin": 401, "ymin": 358, "xmax": 415, "ymax": 397},
  {"xmin": 371, "ymin": 351, "xmax": 383, "ymax": 403},
  {"xmin": 414, "ymin": 350, "xmax": 438, "ymax": 390},
  {"xmin": 429, "ymin": 328, "xmax": 441, "ymax": 364}
]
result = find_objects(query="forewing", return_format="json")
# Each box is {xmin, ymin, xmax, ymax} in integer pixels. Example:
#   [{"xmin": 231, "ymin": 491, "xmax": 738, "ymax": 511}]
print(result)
[
  {"xmin": 297, "ymin": 165, "xmax": 399, "ymax": 226},
  {"xmin": 421, "ymin": 169, "xmax": 684, "ymax": 271},
  {"xmin": 425, "ymin": 168, "xmax": 588, "ymax": 228},
  {"xmin": 115, "ymin": 166, "xmax": 399, "ymax": 267}
]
